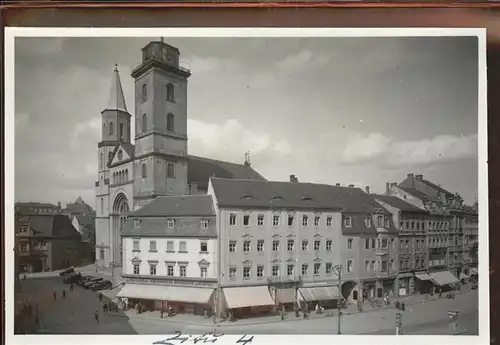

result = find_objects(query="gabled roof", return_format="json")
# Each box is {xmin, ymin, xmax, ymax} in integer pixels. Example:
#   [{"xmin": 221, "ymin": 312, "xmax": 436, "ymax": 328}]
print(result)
[
  {"xmin": 187, "ymin": 155, "xmax": 266, "ymax": 190},
  {"xmin": 210, "ymin": 178, "xmax": 390, "ymax": 214},
  {"xmin": 397, "ymin": 186, "xmax": 430, "ymax": 201},
  {"xmin": 21, "ymin": 215, "xmax": 81, "ymax": 238},
  {"xmin": 418, "ymin": 178, "xmax": 455, "ymax": 198},
  {"xmin": 373, "ymin": 195, "xmax": 428, "ymax": 213},
  {"xmin": 108, "ymin": 141, "xmax": 134, "ymax": 167},
  {"xmin": 105, "ymin": 66, "xmax": 128, "ymax": 113},
  {"xmin": 15, "ymin": 202, "xmax": 58, "ymax": 208},
  {"xmin": 122, "ymin": 217, "xmax": 217, "ymax": 238},
  {"xmin": 75, "ymin": 215, "xmax": 95, "ymax": 232},
  {"xmin": 132, "ymin": 195, "xmax": 215, "ymax": 217}
]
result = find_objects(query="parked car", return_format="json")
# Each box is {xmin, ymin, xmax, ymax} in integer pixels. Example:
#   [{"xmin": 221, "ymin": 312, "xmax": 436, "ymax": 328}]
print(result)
[
  {"xmin": 59, "ymin": 267, "xmax": 75, "ymax": 276},
  {"xmin": 84, "ymin": 277, "xmax": 103, "ymax": 289},
  {"xmin": 92, "ymin": 280, "xmax": 113, "ymax": 291},
  {"xmin": 63, "ymin": 272, "xmax": 81, "ymax": 284},
  {"xmin": 77, "ymin": 276, "xmax": 93, "ymax": 286}
]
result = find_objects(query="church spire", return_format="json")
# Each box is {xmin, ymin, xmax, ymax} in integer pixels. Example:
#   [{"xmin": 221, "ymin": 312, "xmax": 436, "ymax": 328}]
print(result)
[{"xmin": 106, "ymin": 64, "xmax": 128, "ymax": 112}]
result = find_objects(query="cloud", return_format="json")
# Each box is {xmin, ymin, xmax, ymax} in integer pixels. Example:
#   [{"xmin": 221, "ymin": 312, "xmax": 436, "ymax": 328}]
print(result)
[
  {"xmin": 343, "ymin": 132, "xmax": 477, "ymax": 167},
  {"xmin": 188, "ymin": 55, "xmax": 243, "ymax": 74},
  {"xmin": 277, "ymin": 50, "xmax": 331, "ymax": 71}
]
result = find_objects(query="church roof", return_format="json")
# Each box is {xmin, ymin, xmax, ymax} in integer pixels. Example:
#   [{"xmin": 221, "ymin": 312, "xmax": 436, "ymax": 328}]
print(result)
[
  {"xmin": 105, "ymin": 65, "xmax": 128, "ymax": 113},
  {"xmin": 132, "ymin": 195, "xmax": 215, "ymax": 217},
  {"xmin": 187, "ymin": 155, "xmax": 266, "ymax": 190}
]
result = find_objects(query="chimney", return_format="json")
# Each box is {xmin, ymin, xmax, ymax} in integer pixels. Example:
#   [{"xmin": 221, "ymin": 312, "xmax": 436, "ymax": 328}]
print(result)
[
  {"xmin": 386, "ymin": 182, "xmax": 390, "ymax": 195},
  {"xmin": 348, "ymin": 184, "xmax": 354, "ymax": 188},
  {"xmin": 415, "ymin": 174, "xmax": 423, "ymax": 180},
  {"xmin": 57, "ymin": 201, "xmax": 61, "ymax": 209},
  {"xmin": 407, "ymin": 173, "xmax": 414, "ymax": 179},
  {"xmin": 189, "ymin": 182, "xmax": 198, "ymax": 195},
  {"xmin": 289, "ymin": 175, "xmax": 298, "ymax": 183},
  {"xmin": 391, "ymin": 182, "xmax": 397, "ymax": 188},
  {"xmin": 365, "ymin": 186, "xmax": 370, "ymax": 194},
  {"xmin": 244, "ymin": 151, "xmax": 251, "ymax": 167},
  {"xmin": 336, "ymin": 183, "xmax": 341, "ymax": 187}
]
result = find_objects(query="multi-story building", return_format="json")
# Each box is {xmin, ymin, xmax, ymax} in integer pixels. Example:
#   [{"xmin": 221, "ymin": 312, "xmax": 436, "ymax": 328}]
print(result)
[
  {"xmin": 462, "ymin": 203, "xmax": 479, "ymax": 276},
  {"xmin": 373, "ymin": 194, "xmax": 429, "ymax": 296},
  {"xmin": 94, "ymin": 39, "xmax": 265, "ymax": 274},
  {"xmin": 209, "ymin": 176, "xmax": 344, "ymax": 317},
  {"xmin": 15, "ymin": 202, "xmax": 62, "ymax": 215},
  {"xmin": 338, "ymin": 186, "xmax": 399, "ymax": 302},
  {"xmin": 62, "ymin": 196, "xmax": 95, "ymax": 219},
  {"xmin": 119, "ymin": 195, "xmax": 218, "ymax": 316}
]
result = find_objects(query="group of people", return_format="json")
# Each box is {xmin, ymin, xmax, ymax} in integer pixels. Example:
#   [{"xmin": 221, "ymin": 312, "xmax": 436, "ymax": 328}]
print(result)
[{"xmin": 52, "ymin": 283, "xmax": 74, "ymax": 301}]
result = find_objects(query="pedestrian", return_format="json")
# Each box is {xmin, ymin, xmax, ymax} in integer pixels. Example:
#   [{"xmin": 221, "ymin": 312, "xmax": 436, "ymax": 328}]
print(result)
[
  {"xmin": 53, "ymin": 291, "xmax": 57, "ymax": 301},
  {"xmin": 401, "ymin": 302, "xmax": 406, "ymax": 311},
  {"xmin": 103, "ymin": 303, "xmax": 108, "ymax": 313},
  {"xmin": 62, "ymin": 290, "xmax": 66, "ymax": 299},
  {"xmin": 160, "ymin": 307, "xmax": 164, "ymax": 319},
  {"xmin": 70, "ymin": 283, "xmax": 74, "ymax": 292},
  {"xmin": 99, "ymin": 292, "xmax": 103, "ymax": 302},
  {"xmin": 24, "ymin": 274, "xmax": 27, "ymax": 280},
  {"xmin": 94, "ymin": 309, "xmax": 99, "ymax": 324}
]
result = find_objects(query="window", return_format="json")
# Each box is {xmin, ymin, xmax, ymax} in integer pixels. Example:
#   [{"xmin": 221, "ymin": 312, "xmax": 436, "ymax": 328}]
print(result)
[
  {"xmin": 257, "ymin": 265, "xmax": 264, "ymax": 278},
  {"xmin": 365, "ymin": 260, "xmax": 370, "ymax": 271},
  {"xmin": 301, "ymin": 240, "xmax": 308, "ymax": 251},
  {"xmin": 384, "ymin": 218, "xmax": 390, "ymax": 227},
  {"xmin": 381, "ymin": 239, "xmax": 388, "ymax": 249},
  {"xmin": 273, "ymin": 215, "xmax": 280, "ymax": 227},
  {"xmin": 141, "ymin": 163, "xmax": 147, "ymax": 178},
  {"xmin": 381, "ymin": 260, "xmax": 388, "ymax": 272},
  {"xmin": 286, "ymin": 214, "xmax": 294, "ymax": 227},
  {"xmin": 133, "ymin": 240, "xmax": 140, "ymax": 251},
  {"xmin": 347, "ymin": 260, "xmax": 353, "ymax": 272},
  {"xmin": 243, "ymin": 241, "xmax": 251, "ymax": 252},
  {"xmin": 287, "ymin": 265, "xmax": 294, "ymax": 276},
  {"xmin": 142, "ymin": 113, "xmax": 148, "ymax": 132},
  {"xmin": 179, "ymin": 241, "xmax": 187, "ymax": 252},
  {"xmin": 287, "ymin": 239, "xmax": 295, "ymax": 251},
  {"xmin": 344, "ymin": 217, "xmax": 352, "ymax": 228},
  {"xmin": 399, "ymin": 260, "xmax": 404, "ymax": 270},
  {"xmin": 257, "ymin": 240, "xmax": 264, "ymax": 252},
  {"xmin": 179, "ymin": 265, "xmax": 187, "ymax": 277},
  {"xmin": 201, "ymin": 219, "xmax": 209, "ymax": 229},
  {"xmin": 142, "ymin": 84, "xmax": 147, "ymax": 102},
  {"xmin": 229, "ymin": 267, "xmax": 237, "ymax": 280},
  {"xmin": 325, "ymin": 262, "xmax": 333, "ymax": 275},
  {"xmin": 243, "ymin": 267, "xmax": 251, "ymax": 280},
  {"xmin": 302, "ymin": 215, "xmax": 309, "ymax": 226},
  {"xmin": 326, "ymin": 240, "xmax": 332, "ymax": 251},
  {"xmin": 416, "ymin": 222, "xmax": 420, "ymax": 231},
  {"xmin": 133, "ymin": 264, "xmax": 140, "ymax": 275},
  {"xmin": 371, "ymin": 239, "xmax": 376, "ymax": 248},
  {"xmin": 109, "ymin": 122, "xmax": 114, "ymax": 135},
  {"xmin": 166, "ymin": 241, "xmax": 174, "ymax": 252},
  {"xmin": 326, "ymin": 216, "xmax": 332, "ymax": 227},
  {"xmin": 243, "ymin": 215, "xmax": 250, "ymax": 226},
  {"xmin": 301, "ymin": 264, "xmax": 308, "ymax": 276},
  {"xmin": 149, "ymin": 240, "xmax": 157, "ymax": 252},
  {"xmin": 167, "ymin": 219, "xmax": 175, "ymax": 228},
  {"xmin": 165, "ymin": 264, "xmax": 174, "ymax": 276},
  {"xmin": 257, "ymin": 214, "xmax": 264, "ymax": 226},
  {"xmin": 149, "ymin": 263, "xmax": 157, "ymax": 275},
  {"xmin": 272, "ymin": 240, "xmax": 279, "ymax": 251},
  {"xmin": 314, "ymin": 216, "xmax": 320, "ymax": 227},
  {"xmin": 365, "ymin": 238, "xmax": 370, "ymax": 249},
  {"xmin": 365, "ymin": 218, "xmax": 372, "ymax": 227},
  {"xmin": 200, "ymin": 241, "xmax": 208, "ymax": 253},
  {"xmin": 119, "ymin": 123, "xmax": 124, "ymax": 139},
  {"xmin": 314, "ymin": 240, "xmax": 320, "ymax": 251},
  {"xmin": 100, "ymin": 197, "xmax": 104, "ymax": 213},
  {"xmin": 377, "ymin": 216, "xmax": 383, "ymax": 227},
  {"xmin": 166, "ymin": 83, "xmax": 175, "ymax": 102},
  {"xmin": 200, "ymin": 267, "xmax": 208, "ymax": 278},
  {"xmin": 167, "ymin": 163, "xmax": 175, "ymax": 178},
  {"xmin": 347, "ymin": 238, "xmax": 353, "ymax": 250},
  {"xmin": 314, "ymin": 263, "xmax": 321, "ymax": 275},
  {"xmin": 271, "ymin": 265, "xmax": 279, "ymax": 277},
  {"xmin": 229, "ymin": 241, "xmax": 236, "ymax": 252},
  {"xmin": 229, "ymin": 213, "xmax": 237, "ymax": 226},
  {"xmin": 100, "ymin": 249, "xmax": 105, "ymax": 260},
  {"xmin": 167, "ymin": 113, "xmax": 174, "ymax": 131}
]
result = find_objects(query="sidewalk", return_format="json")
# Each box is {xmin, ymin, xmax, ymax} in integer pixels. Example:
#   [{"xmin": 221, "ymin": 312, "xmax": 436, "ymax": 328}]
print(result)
[{"xmin": 20, "ymin": 264, "xmax": 121, "ymax": 285}]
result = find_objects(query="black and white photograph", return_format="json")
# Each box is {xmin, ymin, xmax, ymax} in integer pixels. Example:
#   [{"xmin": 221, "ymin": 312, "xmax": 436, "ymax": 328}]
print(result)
[{"xmin": 5, "ymin": 28, "xmax": 488, "ymax": 342}]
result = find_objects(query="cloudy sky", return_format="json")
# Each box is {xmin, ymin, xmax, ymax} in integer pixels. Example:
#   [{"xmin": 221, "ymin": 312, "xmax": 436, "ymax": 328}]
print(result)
[{"xmin": 14, "ymin": 36, "xmax": 479, "ymax": 208}]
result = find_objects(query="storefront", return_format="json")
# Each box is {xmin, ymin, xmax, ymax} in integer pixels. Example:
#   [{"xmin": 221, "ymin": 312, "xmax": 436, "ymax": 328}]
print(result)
[
  {"xmin": 297, "ymin": 286, "xmax": 340, "ymax": 310},
  {"xmin": 396, "ymin": 273, "xmax": 413, "ymax": 296},
  {"xmin": 362, "ymin": 281, "xmax": 376, "ymax": 299},
  {"xmin": 116, "ymin": 283, "xmax": 215, "ymax": 316},
  {"xmin": 274, "ymin": 288, "xmax": 296, "ymax": 311},
  {"xmin": 414, "ymin": 272, "xmax": 434, "ymax": 294},
  {"xmin": 429, "ymin": 270, "xmax": 460, "ymax": 292},
  {"xmin": 222, "ymin": 285, "xmax": 275, "ymax": 318}
]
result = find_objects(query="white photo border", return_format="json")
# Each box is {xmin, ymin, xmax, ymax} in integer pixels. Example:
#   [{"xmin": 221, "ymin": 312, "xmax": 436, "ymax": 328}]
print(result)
[{"xmin": 4, "ymin": 27, "xmax": 489, "ymax": 345}]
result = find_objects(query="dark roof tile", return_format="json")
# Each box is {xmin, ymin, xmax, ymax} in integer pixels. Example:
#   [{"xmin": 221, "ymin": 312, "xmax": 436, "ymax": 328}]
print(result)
[
  {"xmin": 397, "ymin": 186, "xmax": 429, "ymax": 201},
  {"xmin": 373, "ymin": 195, "xmax": 429, "ymax": 213},
  {"xmin": 132, "ymin": 195, "xmax": 215, "ymax": 217},
  {"xmin": 122, "ymin": 217, "xmax": 217, "ymax": 238}
]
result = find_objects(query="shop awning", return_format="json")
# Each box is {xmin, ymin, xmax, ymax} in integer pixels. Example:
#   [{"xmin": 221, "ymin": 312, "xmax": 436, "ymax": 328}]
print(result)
[
  {"xmin": 470, "ymin": 268, "xmax": 478, "ymax": 275},
  {"xmin": 275, "ymin": 288, "xmax": 296, "ymax": 304},
  {"xmin": 101, "ymin": 286, "xmax": 122, "ymax": 302},
  {"xmin": 415, "ymin": 273, "xmax": 433, "ymax": 281},
  {"xmin": 223, "ymin": 286, "xmax": 274, "ymax": 309},
  {"xmin": 459, "ymin": 272, "xmax": 469, "ymax": 280},
  {"xmin": 430, "ymin": 271, "xmax": 459, "ymax": 286},
  {"xmin": 298, "ymin": 286, "xmax": 340, "ymax": 302},
  {"xmin": 116, "ymin": 284, "xmax": 214, "ymax": 304}
]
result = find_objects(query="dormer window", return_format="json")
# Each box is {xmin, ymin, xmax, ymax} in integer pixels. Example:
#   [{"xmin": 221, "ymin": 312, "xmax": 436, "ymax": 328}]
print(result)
[
  {"xmin": 201, "ymin": 219, "xmax": 209, "ymax": 229},
  {"xmin": 271, "ymin": 195, "xmax": 282, "ymax": 200},
  {"xmin": 365, "ymin": 218, "xmax": 372, "ymax": 228},
  {"xmin": 344, "ymin": 217, "xmax": 352, "ymax": 228},
  {"xmin": 384, "ymin": 218, "xmax": 390, "ymax": 228},
  {"xmin": 134, "ymin": 219, "xmax": 141, "ymax": 228},
  {"xmin": 167, "ymin": 219, "xmax": 175, "ymax": 228}
]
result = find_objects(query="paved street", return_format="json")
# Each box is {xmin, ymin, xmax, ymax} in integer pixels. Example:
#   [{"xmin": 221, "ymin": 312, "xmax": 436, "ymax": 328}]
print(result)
[{"xmin": 19, "ymin": 276, "xmax": 478, "ymax": 335}]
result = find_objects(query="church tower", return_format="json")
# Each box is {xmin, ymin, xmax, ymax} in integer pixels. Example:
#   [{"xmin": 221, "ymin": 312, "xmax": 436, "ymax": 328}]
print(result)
[
  {"xmin": 95, "ymin": 65, "xmax": 131, "ymax": 269},
  {"xmin": 131, "ymin": 40, "xmax": 191, "ymax": 210}
]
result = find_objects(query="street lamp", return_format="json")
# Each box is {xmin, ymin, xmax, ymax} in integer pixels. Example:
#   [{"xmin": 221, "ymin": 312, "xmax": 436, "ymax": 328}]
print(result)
[{"xmin": 331, "ymin": 264, "xmax": 343, "ymax": 335}]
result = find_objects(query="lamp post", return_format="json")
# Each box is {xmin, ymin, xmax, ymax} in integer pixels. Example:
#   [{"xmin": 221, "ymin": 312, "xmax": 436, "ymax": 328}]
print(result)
[{"xmin": 331, "ymin": 264, "xmax": 343, "ymax": 335}]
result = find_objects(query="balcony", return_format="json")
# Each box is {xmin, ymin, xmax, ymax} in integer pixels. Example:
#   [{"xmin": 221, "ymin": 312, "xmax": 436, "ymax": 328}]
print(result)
[
  {"xmin": 376, "ymin": 247, "xmax": 389, "ymax": 256},
  {"xmin": 267, "ymin": 276, "xmax": 302, "ymax": 284}
]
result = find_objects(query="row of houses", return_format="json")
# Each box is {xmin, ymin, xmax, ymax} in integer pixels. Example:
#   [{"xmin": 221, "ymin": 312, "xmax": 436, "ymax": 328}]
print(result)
[{"xmin": 113, "ymin": 173, "xmax": 478, "ymax": 318}]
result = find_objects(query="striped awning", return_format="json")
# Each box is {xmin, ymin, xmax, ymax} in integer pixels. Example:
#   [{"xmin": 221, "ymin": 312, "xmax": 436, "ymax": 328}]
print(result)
[{"xmin": 298, "ymin": 286, "xmax": 340, "ymax": 302}]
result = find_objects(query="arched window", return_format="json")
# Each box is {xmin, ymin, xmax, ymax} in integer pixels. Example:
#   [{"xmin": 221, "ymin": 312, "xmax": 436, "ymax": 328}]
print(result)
[
  {"xmin": 119, "ymin": 171, "xmax": 123, "ymax": 184},
  {"xmin": 141, "ymin": 163, "xmax": 147, "ymax": 178},
  {"xmin": 100, "ymin": 153, "xmax": 103, "ymax": 169},
  {"xmin": 109, "ymin": 122, "xmax": 114, "ymax": 136},
  {"xmin": 142, "ymin": 84, "xmax": 147, "ymax": 102},
  {"xmin": 166, "ymin": 83, "xmax": 174, "ymax": 102},
  {"xmin": 100, "ymin": 197, "xmax": 104, "ymax": 213},
  {"xmin": 125, "ymin": 169, "xmax": 129, "ymax": 181},
  {"xmin": 112, "ymin": 172, "xmax": 116, "ymax": 184},
  {"xmin": 167, "ymin": 113, "xmax": 174, "ymax": 132},
  {"xmin": 103, "ymin": 123, "xmax": 106, "ymax": 137},
  {"xmin": 167, "ymin": 162, "xmax": 175, "ymax": 178},
  {"xmin": 119, "ymin": 123, "xmax": 124, "ymax": 139},
  {"xmin": 142, "ymin": 114, "xmax": 148, "ymax": 133}
]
